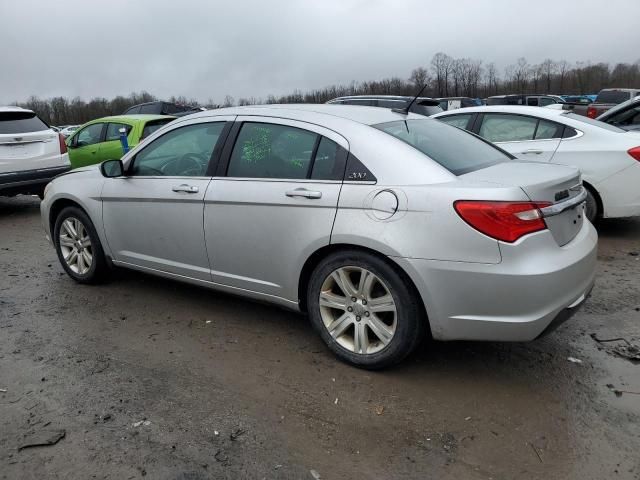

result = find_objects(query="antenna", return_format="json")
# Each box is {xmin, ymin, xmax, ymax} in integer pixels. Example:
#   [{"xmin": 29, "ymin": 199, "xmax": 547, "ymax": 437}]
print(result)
[{"xmin": 392, "ymin": 83, "xmax": 429, "ymax": 115}]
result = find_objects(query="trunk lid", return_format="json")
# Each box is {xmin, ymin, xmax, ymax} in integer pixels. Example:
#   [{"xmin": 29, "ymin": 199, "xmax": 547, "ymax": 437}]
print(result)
[
  {"xmin": 0, "ymin": 130, "xmax": 60, "ymax": 173},
  {"xmin": 461, "ymin": 161, "xmax": 584, "ymax": 246}
]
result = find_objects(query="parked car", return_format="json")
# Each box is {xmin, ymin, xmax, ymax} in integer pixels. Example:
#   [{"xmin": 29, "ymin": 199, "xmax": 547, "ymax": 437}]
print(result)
[
  {"xmin": 486, "ymin": 94, "xmax": 565, "ymax": 107},
  {"xmin": 0, "ymin": 106, "xmax": 70, "ymax": 198},
  {"xmin": 59, "ymin": 125, "xmax": 79, "ymax": 138},
  {"xmin": 66, "ymin": 115, "xmax": 175, "ymax": 168},
  {"xmin": 41, "ymin": 104, "xmax": 596, "ymax": 369},
  {"xmin": 327, "ymin": 95, "xmax": 443, "ymax": 116},
  {"xmin": 560, "ymin": 95, "xmax": 593, "ymax": 105},
  {"xmin": 436, "ymin": 97, "xmax": 483, "ymax": 111},
  {"xmin": 123, "ymin": 101, "xmax": 203, "ymax": 117},
  {"xmin": 433, "ymin": 105, "xmax": 640, "ymax": 222},
  {"xmin": 596, "ymin": 95, "xmax": 640, "ymax": 131},
  {"xmin": 585, "ymin": 88, "xmax": 640, "ymax": 118}
]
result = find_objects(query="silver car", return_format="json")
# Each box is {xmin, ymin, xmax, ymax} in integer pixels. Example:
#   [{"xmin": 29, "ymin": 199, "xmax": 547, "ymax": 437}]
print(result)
[{"xmin": 40, "ymin": 105, "xmax": 597, "ymax": 369}]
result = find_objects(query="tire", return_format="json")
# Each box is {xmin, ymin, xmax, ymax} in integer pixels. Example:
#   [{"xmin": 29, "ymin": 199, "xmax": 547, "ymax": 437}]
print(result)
[
  {"xmin": 307, "ymin": 250, "xmax": 425, "ymax": 369},
  {"xmin": 584, "ymin": 187, "xmax": 600, "ymax": 224},
  {"xmin": 53, "ymin": 206, "xmax": 109, "ymax": 284}
]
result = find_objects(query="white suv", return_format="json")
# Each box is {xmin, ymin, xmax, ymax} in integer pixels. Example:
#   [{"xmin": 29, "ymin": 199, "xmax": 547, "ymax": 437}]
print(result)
[{"xmin": 0, "ymin": 106, "xmax": 70, "ymax": 198}]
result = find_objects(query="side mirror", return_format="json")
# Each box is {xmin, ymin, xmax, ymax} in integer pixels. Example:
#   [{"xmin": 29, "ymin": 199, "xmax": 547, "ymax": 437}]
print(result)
[{"xmin": 100, "ymin": 159, "xmax": 125, "ymax": 178}]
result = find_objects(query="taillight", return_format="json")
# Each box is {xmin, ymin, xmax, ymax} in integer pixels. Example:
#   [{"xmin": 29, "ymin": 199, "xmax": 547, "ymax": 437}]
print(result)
[
  {"xmin": 454, "ymin": 201, "xmax": 551, "ymax": 243},
  {"xmin": 628, "ymin": 146, "xmax": 640, "ymax": 162},
  {"xmin": 58, "ymin": 133, "xmax": 67, "ymax": 154},
  {"xmin": 586, "ymin": 106, "xmax": 597, "ymax": 119}
]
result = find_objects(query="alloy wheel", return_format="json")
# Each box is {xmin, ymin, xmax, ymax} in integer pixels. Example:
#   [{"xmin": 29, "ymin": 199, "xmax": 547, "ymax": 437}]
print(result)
[
  {"xmin": 319, "ymin": 266, "xmax": 397, "ymax": 355},
  {"xmin": 59, "ymin": 217, "xmax": 93, "ymax": 275}
]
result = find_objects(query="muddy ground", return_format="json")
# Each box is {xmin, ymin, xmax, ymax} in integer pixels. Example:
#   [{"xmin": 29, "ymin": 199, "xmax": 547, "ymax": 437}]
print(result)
[{"xmin": 0, "ymin": 195, "xmax": 638, "ymax": 480}]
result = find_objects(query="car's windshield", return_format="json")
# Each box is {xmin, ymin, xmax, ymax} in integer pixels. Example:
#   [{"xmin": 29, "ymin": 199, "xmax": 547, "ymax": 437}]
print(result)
[
  {"xmin": 562, "ymin": 112, "xmax": 625, "ymax": 132},
  {"xmin": 0, "ymin": 111, "xmax": 49, "ymax": 134},
  {"xmin": 374, "ymin": 119, "xmax": 510, "ymax": 175},
  {"xmin": 595, "ymin": 90, "xmax": 631, "ymax": 104}
]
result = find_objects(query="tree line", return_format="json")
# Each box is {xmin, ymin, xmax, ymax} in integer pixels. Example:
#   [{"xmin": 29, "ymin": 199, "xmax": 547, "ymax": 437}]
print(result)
[{"xmin": 14, "ymin": 53, "xmax": 640, "ymax": 125}]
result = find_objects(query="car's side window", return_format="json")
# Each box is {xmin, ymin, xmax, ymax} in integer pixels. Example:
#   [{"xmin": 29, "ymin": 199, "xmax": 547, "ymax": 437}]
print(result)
[
  {"xmin": 526, "ymin": 97, "xmax": 540, "ymax": 106},
  {"xmin": 105, "ymin": 123, "xmax": 133, "ymax": 142},
  {"xmin": 310, "ymin": 137, "xmax": 347, "ymax": 180},
  {"xmin": 76, "ymin": 123, "xmax": 104, "ymax": 147},
  {"xmin": 539, "ymin": 97, "xmax": 556, "ymax": 107},
  {"xmin": 479, "ymin": 114, "xmax": 538, "ymax": 142},
  {"xmin": 227, "ymin": 123, "xmax": 318, "ymax": 179},
  {"xmin": 130, "ymin": 122, "xmax": 225, "ymax": 177},
  {"xmin": 534, "ymin": 120, "xmax": 562, "ymax": 139},
  {"xmin": 438, "ymin": 114, "xmax": 473, "ymax": 131}
]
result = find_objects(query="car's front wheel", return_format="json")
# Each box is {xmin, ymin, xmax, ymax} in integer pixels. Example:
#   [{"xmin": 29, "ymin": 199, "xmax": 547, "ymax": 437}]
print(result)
[
  {"xmin": 307, "ymin": 250, "xmax": 425, "ymax": 369},
  {"xmin": 53, "ymin": 206, "xmax": 109, "ymax": 284}
]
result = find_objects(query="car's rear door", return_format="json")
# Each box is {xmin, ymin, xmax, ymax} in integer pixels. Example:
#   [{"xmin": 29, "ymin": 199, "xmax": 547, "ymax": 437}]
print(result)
[
  {"xmin": 102, "ymin": 117, "xmax": 233, "ymax": 280},
  {"xmin": 474, "ymin": 113, "xmax": 562, "ymax": 162},
  {"xmin": 203, "ymin": 117, "xmax": 348, "ymax": 301},
  {"xmin": 97, "ymin": 122, "xmax": 133, "ymax": 162}
]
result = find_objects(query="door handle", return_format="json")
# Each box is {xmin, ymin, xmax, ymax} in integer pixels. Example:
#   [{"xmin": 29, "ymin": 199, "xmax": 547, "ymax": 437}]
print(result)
[
  {"xmin": 520, "ymin": 149, "xmax": 543, "ymax": 155},
  {"xmin": 285, "ymin": 188, "xmax": 322, "ymax": 199},
  {"xmin": 172, "ymin": 184, "xmax": 199, "ymax": 193}
]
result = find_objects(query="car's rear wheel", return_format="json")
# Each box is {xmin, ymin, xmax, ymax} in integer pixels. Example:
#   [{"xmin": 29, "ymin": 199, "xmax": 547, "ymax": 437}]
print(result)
[
  {"xmin": 54, "ymin": 206, "xmax": 109, "ymax": 284},
  {"xmin": 584, "ymin": 187, "xmax": 600, "ymax": 224},
  {"xmin": 307, "ymin": 250, "xmax": 424, "ymax": 369}
]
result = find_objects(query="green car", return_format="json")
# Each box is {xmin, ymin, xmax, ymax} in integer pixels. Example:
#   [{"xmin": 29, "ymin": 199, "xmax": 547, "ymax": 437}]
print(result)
[{"xmin": 66, "ymin": 115, "xmax": 175, "ymax": 168}]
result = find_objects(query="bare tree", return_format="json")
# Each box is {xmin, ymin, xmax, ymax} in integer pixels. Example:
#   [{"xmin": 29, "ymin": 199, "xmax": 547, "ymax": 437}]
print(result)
[{"xmin": 409, "ymin": 67, "xmax": 429, "ymax": 89}]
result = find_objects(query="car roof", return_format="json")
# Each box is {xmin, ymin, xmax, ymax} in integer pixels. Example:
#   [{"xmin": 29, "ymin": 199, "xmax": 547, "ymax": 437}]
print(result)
[
  {"xmin": 432, "ymin": 105, "xmax": 569, "ymax": 120},
  {"xmin": 0, "ymin": 106, "xmax": 35, "ymax": 114},
  {"xmin": 328, "ymin": 95, "xmax": 438, "ymax": 102},
  {"xmin": 182, "ymin": 104, "xmax": 425, "ymax": 126},
  {"xmin": 85, "ymin": 114, "xmax": 176, "ymax": 124}
]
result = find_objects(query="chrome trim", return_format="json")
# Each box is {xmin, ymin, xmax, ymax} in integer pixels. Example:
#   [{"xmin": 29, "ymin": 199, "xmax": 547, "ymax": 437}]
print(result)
[{"xmin": 539, "ymin": 187, "xmax": 587, "ymax": 217}]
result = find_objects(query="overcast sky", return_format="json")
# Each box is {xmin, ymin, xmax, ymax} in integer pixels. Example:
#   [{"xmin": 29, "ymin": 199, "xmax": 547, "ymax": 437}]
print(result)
[{"xmin": 1, "ymin": 0, "xmax": 638, "ymax": 104}]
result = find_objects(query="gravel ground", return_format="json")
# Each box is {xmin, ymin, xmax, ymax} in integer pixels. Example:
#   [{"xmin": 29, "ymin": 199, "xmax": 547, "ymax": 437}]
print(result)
[{"xmin": 1, "ymin": 195, "xmax": 639, "ymax": 480}]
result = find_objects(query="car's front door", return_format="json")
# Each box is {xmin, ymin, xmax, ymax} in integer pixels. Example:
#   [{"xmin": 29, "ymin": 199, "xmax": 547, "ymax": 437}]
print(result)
[
  {"xmin": 102, "ymin": 118, "xmax": 232, "ymax": 280},
  {"xmin": 475, "ymin": 113, "xmax": 562, "ymax": 163},
  {"xmin": 98, "ymin": 122, "xmax": 133, "ymax": 162},
  {"xmin": 203, "ymin": 117, "xmax": 348, "ymax": 301},
  {"xmin": 68, "ymin": 122, "xmax": 105, "ymax": 168}
]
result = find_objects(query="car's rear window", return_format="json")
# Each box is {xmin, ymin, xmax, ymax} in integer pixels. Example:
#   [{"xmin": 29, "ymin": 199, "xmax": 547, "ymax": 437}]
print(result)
[
  {"xmin": 596, "ymin": 90, "xmax": 631, "ymax": 104},
  {"xmin": 0, "ymin": 111, "xmax": 49, "ymax": 134},
  {"xmin": 374, "ymin": 119, "xmax": 510, "ymax": 175},
  {"xmin": 141, "ymin": 119, "xmax": 174, "ymax": 139},
  {"xmin": 562, "ymin": 112, "xmax": 625, "ymax": 132}
]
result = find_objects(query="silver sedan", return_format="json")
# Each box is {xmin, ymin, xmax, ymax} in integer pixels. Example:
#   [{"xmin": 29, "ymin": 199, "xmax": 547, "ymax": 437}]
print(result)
[{"xmin": 41, "ymin": 105, "xmax": 597, "ymax": 368}]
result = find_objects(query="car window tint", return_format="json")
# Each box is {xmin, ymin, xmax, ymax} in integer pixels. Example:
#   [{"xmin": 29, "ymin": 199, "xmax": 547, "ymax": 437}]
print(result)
[
  {"xmin": 310, "ymin": 137, "xmax": 344, "ymax": 180},
  {"xmin": 141, "ymin": 119, "xmax": 174, "ymax": 139},
  {"xmin": 374, "ymin": 119, "xmax": 509, "ymax": 176},
  {"xmin": 131, "ymin": 122, "xmax": 224, "ymax": 177},
  {"xmin": 607, "ymin": 106, "xmax": 640, "ymax": 127},
  {"xmin": 539, "ymin": 97, "xmax": 556, "ymax": 106},
  {"xmin": 534, "ymin": 120, "xmax": 560, "ymax": 139},
  {"xmin": 76, "ymin": 123, "xmax": 104, "ymax": 146},
  {"xmin": 527, "ymin": 97, "xmax": 539, "ymax": 106},
  {"xmin": 377, "ymin": 99, "xmax": 406, "ymax": 108},
  {"xmin": 105, "ymin": 123, "xmax": 133, "ymax": 141},
  {"xmin": 343, "ymin": 99, "xmax": 377, "ymax": 106},
  {"xmin": 0, "ymin": 111, "xmax": 49, "ymax": 134},
  {"xmin": 227, "ymin": 123, "xmax": 318, "ymax": 179},
  {"xmin": 138, "ymin": 104, "xmax": 158, "ymax": 114},
  {"xmin": 479, "ymin": 114, "xmax": 538, "ymax": 142},
  {"xmin": 438, "ymin": 114, "xmax": 472, "ymax": 130}
]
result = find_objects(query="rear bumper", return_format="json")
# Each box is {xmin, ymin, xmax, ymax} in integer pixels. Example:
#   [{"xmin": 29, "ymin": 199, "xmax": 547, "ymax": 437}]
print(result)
[
  {"xmin": 0, "ymin": 165, "xmax": 71, "ymax": 196},
  {"xmin": 393, "ymin": 220, "xmax": 598, "ymax": 341},
  {"xmin": 597, "ymin": 163, "xmax": 640, "ymax": 218}
]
